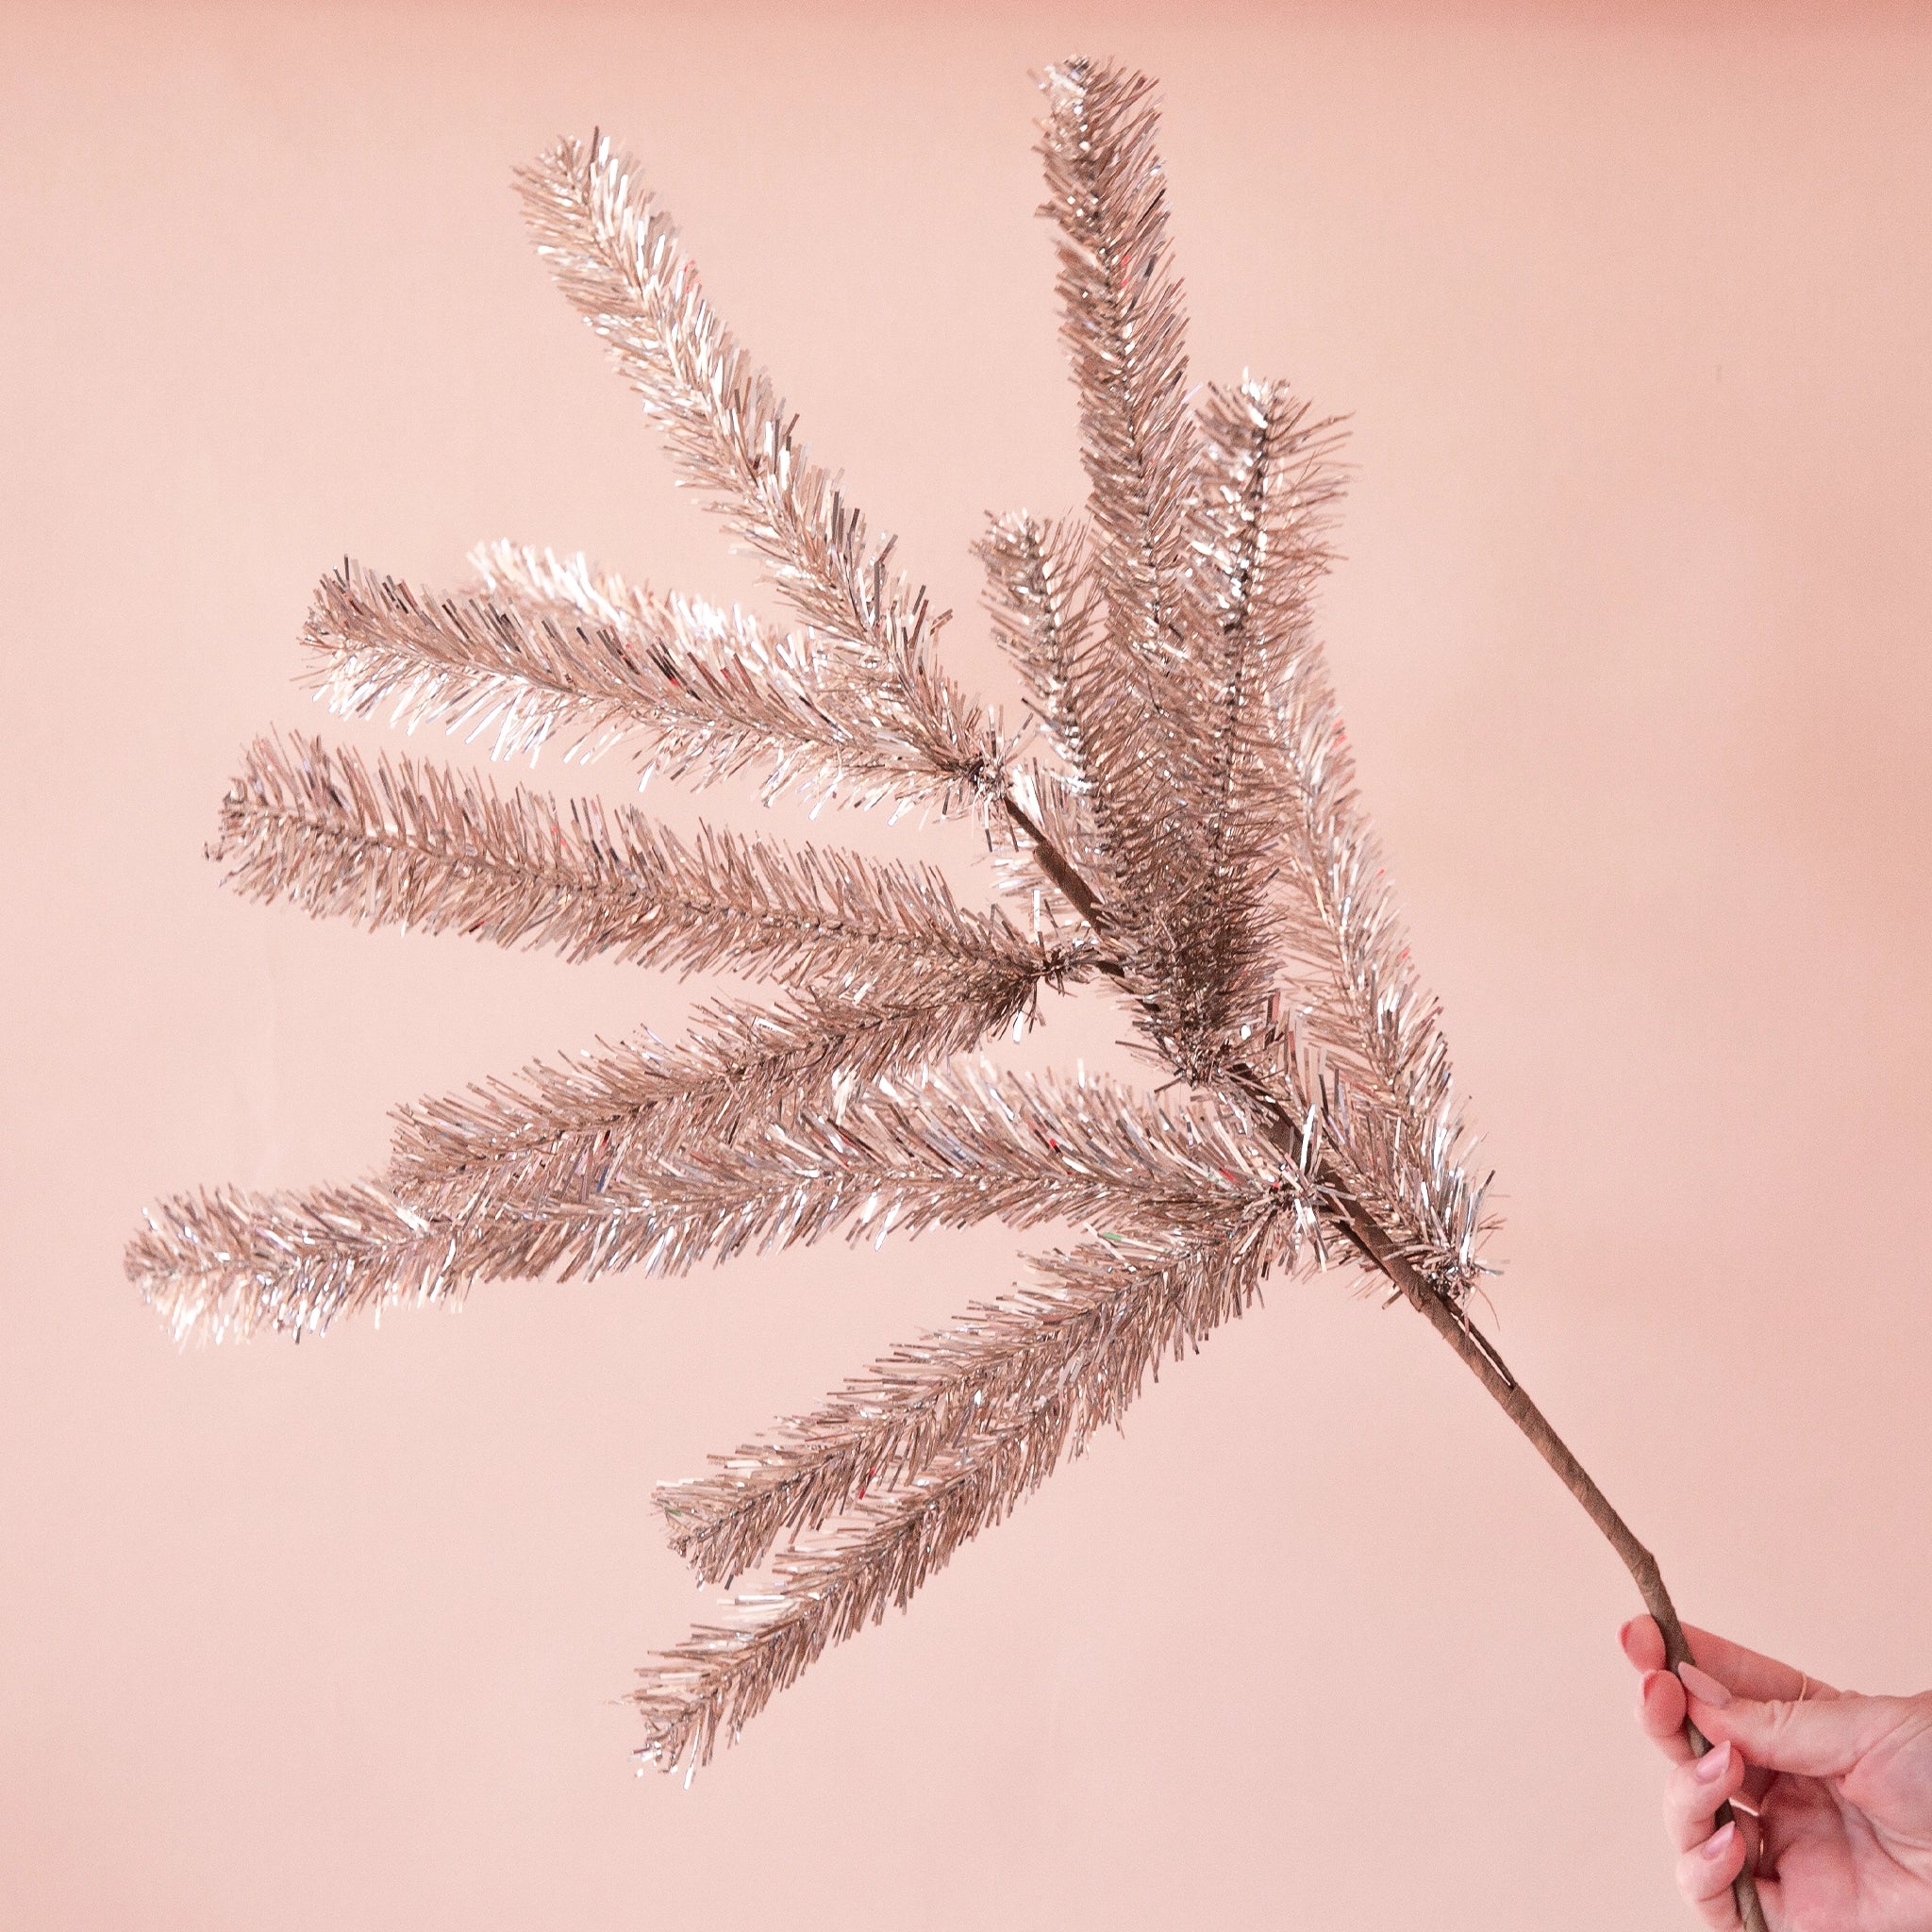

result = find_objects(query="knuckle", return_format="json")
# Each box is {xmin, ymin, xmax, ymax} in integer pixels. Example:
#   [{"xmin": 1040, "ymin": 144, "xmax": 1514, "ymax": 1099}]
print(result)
[{"xmin": 1760, "ymin": 1696, "xmax": 1801, "ymax": 1755}]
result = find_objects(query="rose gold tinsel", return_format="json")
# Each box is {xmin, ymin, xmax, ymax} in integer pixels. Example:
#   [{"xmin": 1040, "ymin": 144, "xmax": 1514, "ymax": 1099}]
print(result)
[{"xmin": 132, "ymin": 58, "xmax": 1500, "ymax": 1781}]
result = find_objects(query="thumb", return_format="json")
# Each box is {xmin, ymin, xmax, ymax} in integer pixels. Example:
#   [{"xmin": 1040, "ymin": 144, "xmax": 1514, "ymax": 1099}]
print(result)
[{"xmin": 1678, "ymin": 1662, "xmax": 1883, "ymax": 1779}]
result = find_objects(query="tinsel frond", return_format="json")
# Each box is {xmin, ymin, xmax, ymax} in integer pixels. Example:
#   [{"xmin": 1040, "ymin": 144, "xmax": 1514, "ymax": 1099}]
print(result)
[
  {"xmin": 213, "ymin": 733, "xmax": 1056, "ymax": 994},
  {"xmin": 1140, "ymin": 373, "xmax": 1484, "ymax": 1295},
  {"xmin": 515, "ymin": 136, "xmax": 1013, "ymax": 813},
  {"xmin": 388, "ymin": 976, "xmax": 1083, "ymax": 1206},
  {"xmin": 1180, "ymin": 377, "xmax": 1350, "ymax": 1026},
  {"xmin": 132, "ymin": 1069, "xmax": 1282, "ymax": 1341},
  {"xmin": 976, "ymin": 512, "xmax": 1116, "ymax": 921},
  {"xmin": 976, "ymin": 511, "xmax": 1098, "ymax": 787},
  {"xmin": 1034, "ymin": 61, "xmax": 1285, "ymax": 1079},
  {"xmin": 636, "ymin": 1232, "xmax": 1289, "ymax": 1771},
  {"xmin": 461, "ymin": 1063, "xmax": 1289, "ymax": 1271},
  {"xmin": 304, "ymin": 555, "xmax": 962, "ymax": 811},
  {"xmin": 127, "ymin": 1181, "xmax": 464, "ymax": 1343},
  {"xmin": 658, "ymin": 1229, "xmax": 1315, "ymax": 1589},
  {"xmin": 1038, "ymin": 61, "xmax": 1201, "ymax": 687},
  {"xmin": 635, "ymin": 1456, "xmax": 1034, "ymax": 1776},
  {"xmin": 1242, "ymin": 629, "xmax": 1489, "ymax": 1295},
  {"xmin": 1035, "ymin": 63, "xmax": 1211, "ymax": 919}
]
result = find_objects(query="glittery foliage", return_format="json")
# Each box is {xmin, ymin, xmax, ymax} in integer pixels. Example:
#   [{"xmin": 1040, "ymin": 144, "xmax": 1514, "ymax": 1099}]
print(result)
[{"xmin": 132, "ymin": 59, "xmax": 1501, "ymax": 1777}]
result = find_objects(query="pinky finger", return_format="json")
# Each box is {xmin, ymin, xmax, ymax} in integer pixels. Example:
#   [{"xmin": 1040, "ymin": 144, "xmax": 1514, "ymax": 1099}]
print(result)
[{"xmin": 1675, "ymin": 1820, "xmax": 1746, "ymax": 1928}]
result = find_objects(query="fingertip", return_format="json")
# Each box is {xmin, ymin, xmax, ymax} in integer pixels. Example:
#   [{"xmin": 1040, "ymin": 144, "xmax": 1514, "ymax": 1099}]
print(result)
[
  {"xmin": 1676, "ymin": 1818, "xmax": 1747, "ymax": 1912},
  {"xmin": 1641, "ymin": 1667, "xmax": 1682, "ymax": 1724},
  {"xmin": 1621, "ymin": 1614, "xmax": 1665, "ymax": 1672},
  {"xmin": 1640, "ymin": 1668, "xmax": 1694, "ymax": 1757},
  {"xmin": 1662, "ymin": 1740, "xmax": 1744, "ymax": 1852}
]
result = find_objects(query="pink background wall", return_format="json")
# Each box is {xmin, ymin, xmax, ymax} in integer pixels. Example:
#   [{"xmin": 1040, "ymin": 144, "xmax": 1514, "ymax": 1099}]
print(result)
[{"xmin": 5, "ymin": 6, "xmax": 1930, "ymax": 1926}]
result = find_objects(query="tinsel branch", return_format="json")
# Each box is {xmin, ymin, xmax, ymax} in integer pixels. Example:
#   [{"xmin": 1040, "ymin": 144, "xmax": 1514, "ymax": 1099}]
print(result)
[
  {"xmin": 1232, "ymin": 561, "xmax": 1489, "ymax": 1295},
  {"xmin": 976, "ymin": 512, "xmax": 1098, "ymax": 791},
  {"xmin": 659, "ymin": 1230, "xmax": 1317, "ymax": 1588},
  {"xmin": 514, "ymin": 135, "xmax": 1012, "ymax": 811},
  {"xmin": 214, "ymin": 733, "xmax": 1062, "ymax": 993},
  {"xmin": 635, "ymin": 1232, "xmax": 1286, "ymax": 1773},
  {"xmin": 636, "ymin": 1448, "xmax": 1042, "ymax": 1776},
  {"xmin": 1190, "ymin": 377, "xmax": 1471, "ymax": 1213},
  {"xmin": 306, "ymin": 554, "xmax": 965, "ymax": 811},
  {"xmin": 124, "ymin": 62, "xmax": 1767, "ymax": 1924},
  {"xmin": 388, "ymin": 978, "xmax": 1084, "ymax": 1206},
  {"xmin": 1039, "ymin": 60, "xmax": 1202, "ymax": 689},
  {"xmin": 129, "ymin": 1181, "xmax": 467, "ymax": 1343},
  {"xmin": 1188, "ymin": 377, "xmax": 1348, "ymax": 1022},
  {"xmin": 975, "ymin": 512, "xmax": 1116, "ymax": 913},
  {"xmin": 1035, "ymin": 58, "xmax": 1214, "ymax": 995},
  {"xmin": 135, "ymin": 1071, "xmax": 1285, "ymax": 1341},
  {"xmin": 467, "ymin": 1064, "xmax": 1291, "ymax": 1268}
]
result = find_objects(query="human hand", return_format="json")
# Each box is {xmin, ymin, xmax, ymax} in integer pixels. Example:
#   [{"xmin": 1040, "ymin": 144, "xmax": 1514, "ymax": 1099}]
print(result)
[{"xmin": 1621, "ymin": 1616, "xmax": 1932, "ymax": 1929}]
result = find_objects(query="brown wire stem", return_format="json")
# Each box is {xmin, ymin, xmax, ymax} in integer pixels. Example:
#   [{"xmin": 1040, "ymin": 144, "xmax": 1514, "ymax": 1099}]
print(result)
[
  {"xmin": 1341, "ymin": 1218, "xmax": 1767, "ymax": 1932},
  {"xmin": 1012, "ymin": 801, "xmax": 1770, "ymax": 1932}
]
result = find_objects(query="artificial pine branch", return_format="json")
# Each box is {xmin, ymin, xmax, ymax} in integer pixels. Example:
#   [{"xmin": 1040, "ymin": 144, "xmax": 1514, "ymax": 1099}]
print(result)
[
  {"xmin": 128, "ymin": 58, "xmax": 1764, "ymax": 1925},
  {"xmin": 975, "ymin": 512, "xmax": 1097, "ymax": 780},
  {"xmin": 135, "ymin": 1068, "xmax": 1285, "ymax": 1341},
  {"xmin": 1228, "ymin": 541, "xmax": 1491, "ymax": 1294},
  {"xmin": 308, "ymin": 555, "xmax": 962, "ymax": 811},
  {"xmin": 514, "ymin": 138, "xmax": 1012, "ymax": 813},
  {"xmin": 1039, "ymin": 63, "xmax": 1203, "ymax": 692},
  {"xmin": 658, "ymin": 1231, "xmax": 1308, "ymax": 1591},
  {"xmin": 636, "ymin": 1234, "xmax": 1288, "ymax": 1775},
  {"xmin": 636, "ymin": 1451, "xmax": 1045, "ymax": 1777},
  {"xmin": 128, "ymin": 1180, "xmax": 463, "ymax": 1343},
  {"xmin": 975, "ymin": 513, "xmax": 1117, "ymax": 912},
  {"xmin": 216, "ymin": 733, "xmax": 1056, "ymax": 991},
  {"xmin": 1034, "ymin": 65, "xmax": 1215, "ymax": 1000},
  {"xmin": 387, "ymin": 980, "xmax": 1082, "ymax": 1207},
  {"xmin": 1188, "ymin": 378, "xmax": 1348, "ymax": 1024},
  {"xmin": 486, "ymin": 1062, "xmax": 1292, "ymax": 1264}
]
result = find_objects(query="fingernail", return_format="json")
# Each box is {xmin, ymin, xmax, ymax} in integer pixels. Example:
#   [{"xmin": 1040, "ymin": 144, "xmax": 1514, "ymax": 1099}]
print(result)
[
  {"xmin": 1703, "ymin": 1821, "xmax": 1736, "ymax": 1860},
  {"xmin": 1695, "ymin": 1740, "xmax": 1732, "ymax": 1783},
  {"xmin": 1679, "ymin": 1662, "xmax": 1733, "ymax": 1708},
  {"xmin": 1618, "ymin": 1617, "xmax": 1638, "ymax": 1653}
]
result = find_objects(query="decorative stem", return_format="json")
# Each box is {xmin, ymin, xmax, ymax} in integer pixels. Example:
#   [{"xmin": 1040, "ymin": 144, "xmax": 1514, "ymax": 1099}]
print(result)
[
  {"xmin": 1008, "ymin": 796, "xmax": 1770, "ymax": 1932},
  {"xmin": 1360, "ymin": 1231, "xmax": 1770, "ymax": 1932}
]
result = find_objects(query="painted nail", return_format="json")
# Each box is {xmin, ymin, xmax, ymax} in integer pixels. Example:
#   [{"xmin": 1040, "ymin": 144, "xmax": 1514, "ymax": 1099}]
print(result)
[
  {"xmin": 1679, "ymin": 1662, "xmax": 1734, "ymax": 1708},
  {"xmin": 1695, "ymin": 1740, "xmax": 1733, "ymax": 1783},
  {"xmin": 1704, "ymin": 1821, "xmax": 1737, "ymax": 1860}
]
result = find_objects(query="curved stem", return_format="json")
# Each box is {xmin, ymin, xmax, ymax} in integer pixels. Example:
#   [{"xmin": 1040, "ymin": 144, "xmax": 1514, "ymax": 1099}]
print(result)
[
  {"xmin": 1007, "ymin": 796, "xmax": 1770, "ymax": 1931},
  {"xmin": 1342, "ymin": 1217, "xmax": 1770, "ymax": 1932}
]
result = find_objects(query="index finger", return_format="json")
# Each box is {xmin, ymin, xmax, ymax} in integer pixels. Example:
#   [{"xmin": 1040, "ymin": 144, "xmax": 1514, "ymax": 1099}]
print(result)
[
  {"xmin": 1682, "ymin": 1623, "xmax": 1834, "ymax": 1703},
  {"xmin": 1620, "ymin": 1618, "xmax": 1829, "ymax": 1704}
]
